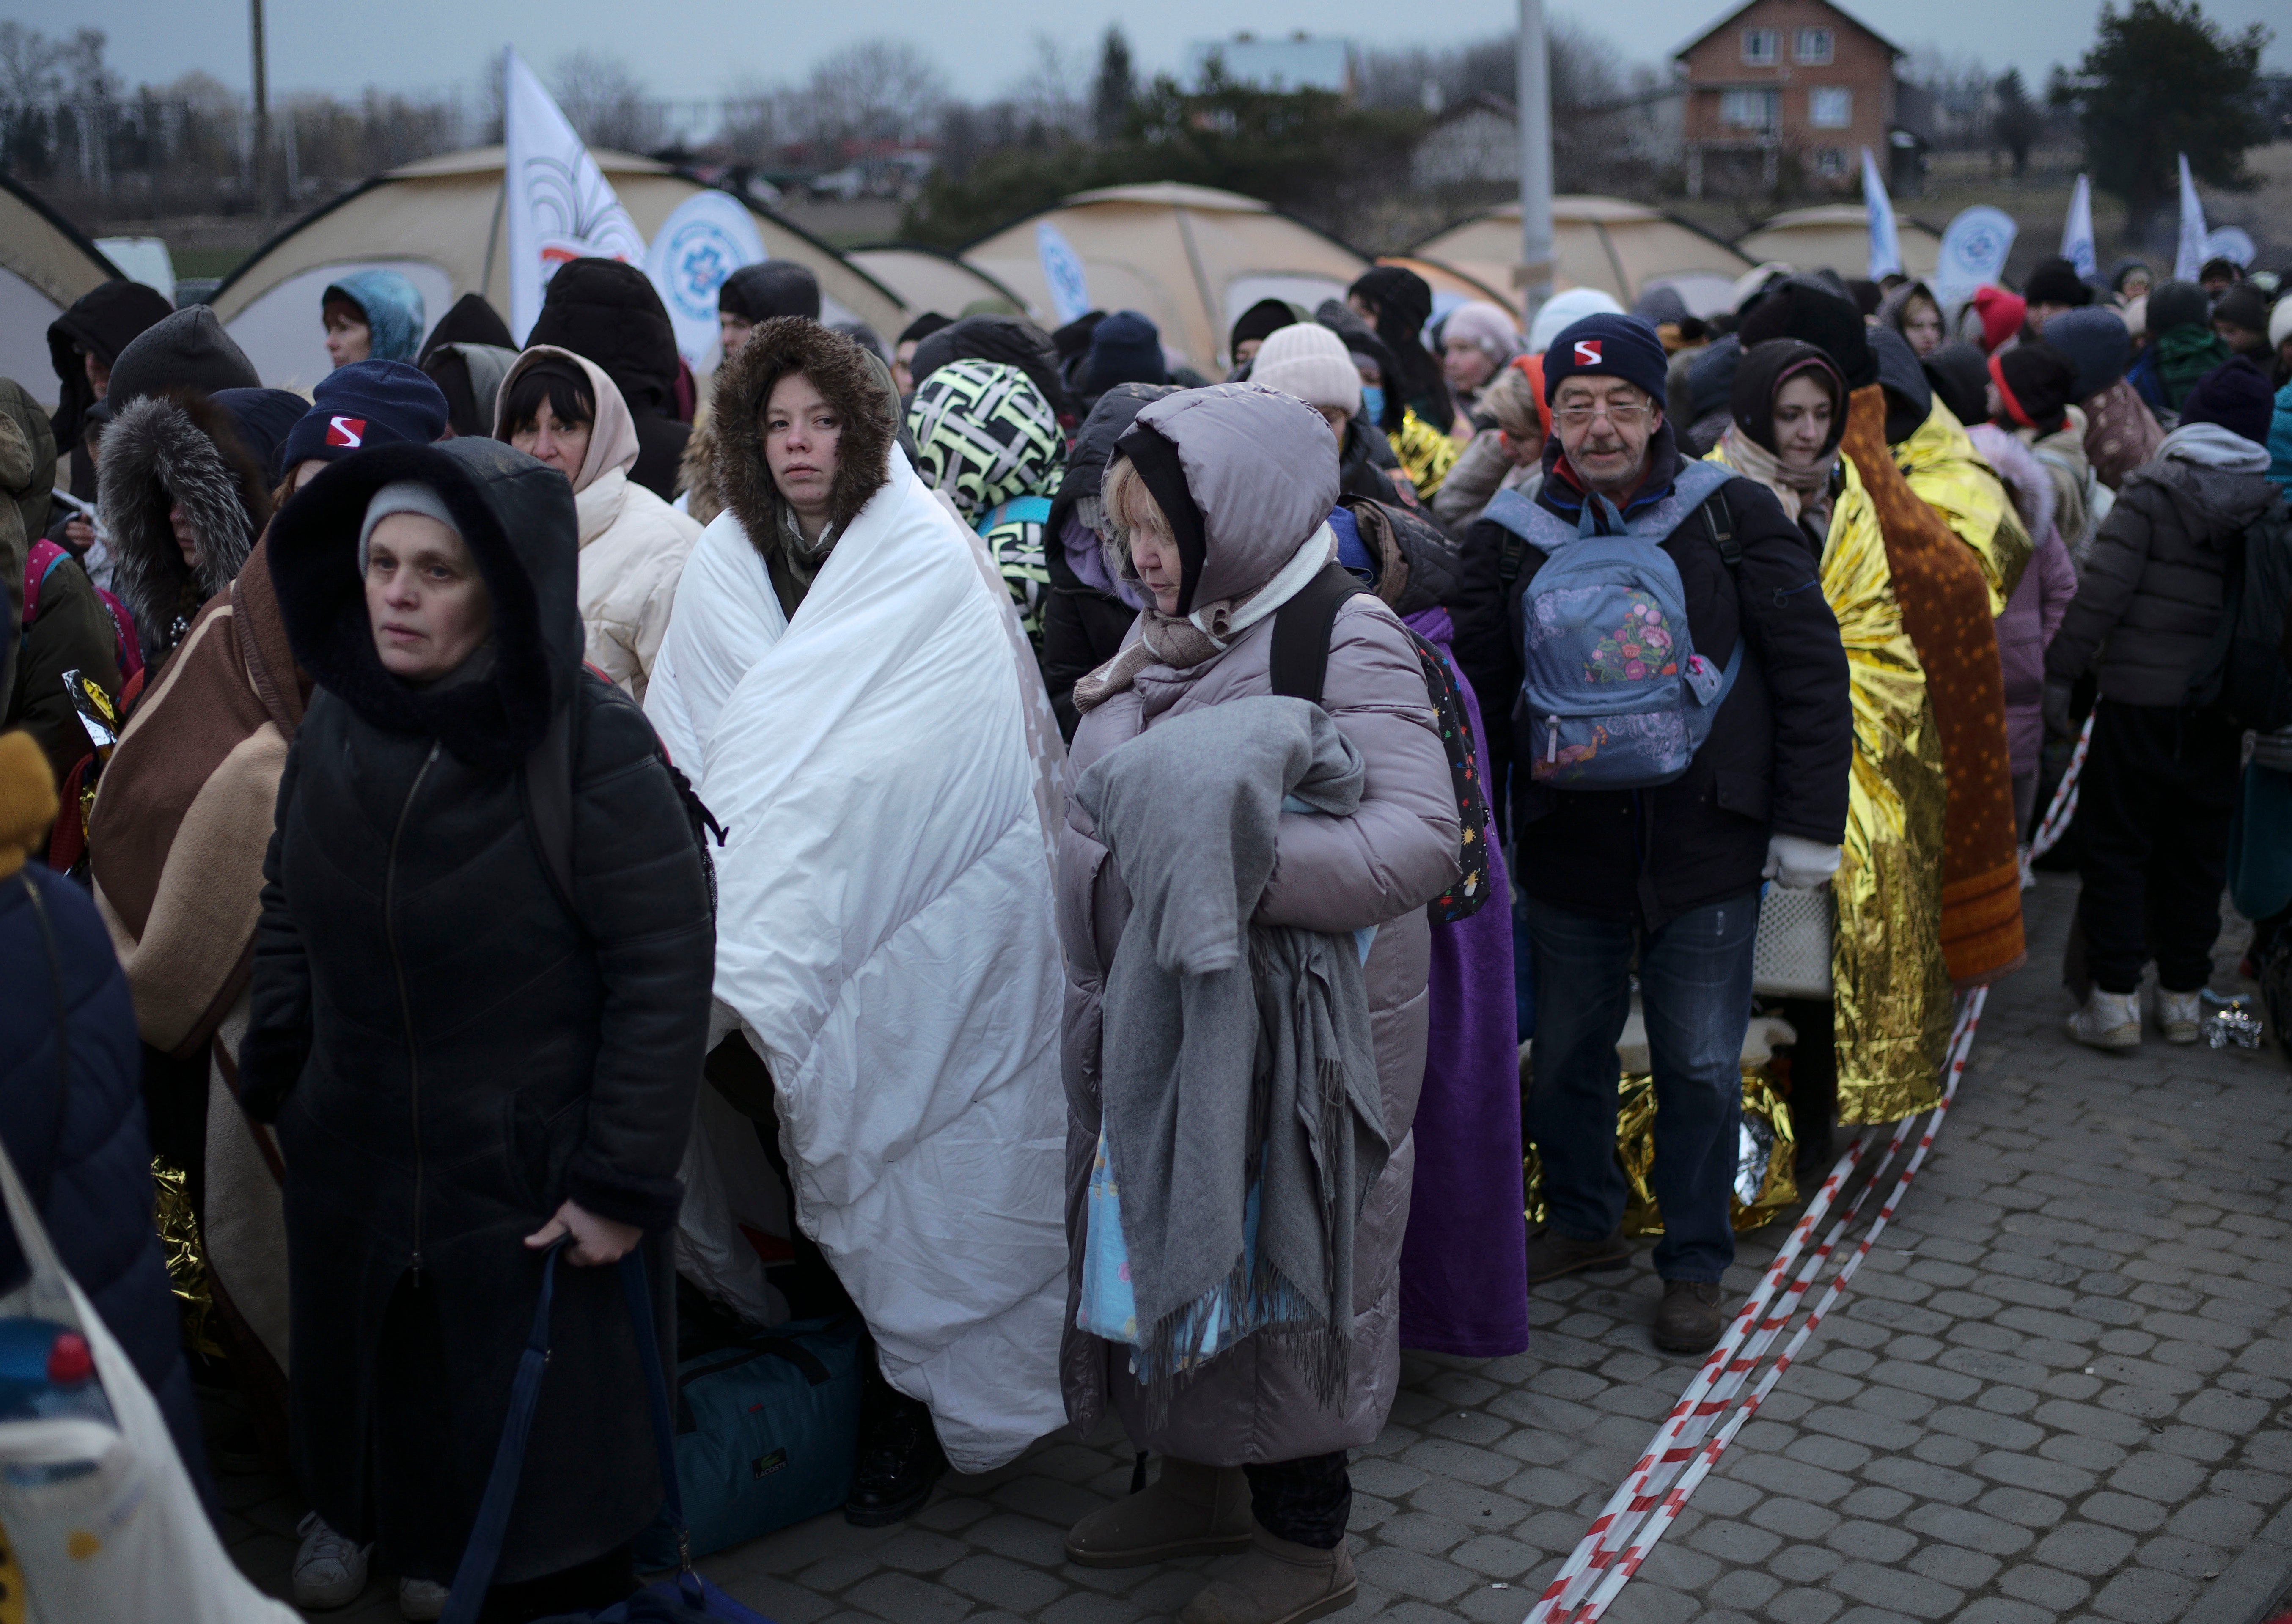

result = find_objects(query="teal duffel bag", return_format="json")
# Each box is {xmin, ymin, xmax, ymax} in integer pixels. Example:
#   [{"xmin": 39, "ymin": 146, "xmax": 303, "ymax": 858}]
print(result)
[{"xmin": 635, "ymin": 1314, "xmax": 865, "ymax": 1566}]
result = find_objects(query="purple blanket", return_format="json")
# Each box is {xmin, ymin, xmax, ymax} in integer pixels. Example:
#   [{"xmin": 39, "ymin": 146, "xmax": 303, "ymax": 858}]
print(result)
[{"xmin": 1398, "ymin": 607, "xmax": 1529, "ymax": 1357}]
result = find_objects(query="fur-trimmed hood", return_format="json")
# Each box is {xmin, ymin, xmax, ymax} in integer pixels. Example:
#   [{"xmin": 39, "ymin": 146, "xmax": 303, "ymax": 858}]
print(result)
[
  {"xmin": 711, "ymin": 316, "xmax": 897, "ymax": 561},
  {"xmin": 98, "ymin": 389, "xmax": 275, "ymax": 662}
]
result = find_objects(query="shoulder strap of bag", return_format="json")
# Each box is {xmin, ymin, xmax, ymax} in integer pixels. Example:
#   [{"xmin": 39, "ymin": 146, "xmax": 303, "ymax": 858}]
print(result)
[
  {"xmin": 520, "ymin": 696, "xmax": 578, "ymax": 924},
  {"xmin": 1700, "ymin": 486, "xmax": 1742, "ymax": 570},
  {"xmin": 1269, "ymin": 562, "xmax": 1372, "ymax": 709},
  {"xmin": 440, "ymin": 1244, "xmax": 698, "ymax": 1624}
]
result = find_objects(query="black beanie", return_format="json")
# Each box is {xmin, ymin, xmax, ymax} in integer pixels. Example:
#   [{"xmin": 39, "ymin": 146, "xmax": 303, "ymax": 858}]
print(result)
[
  {"xmin": 897, "ymin": 311, "xmax": 953, "ymax": 347},
  {"xmin": 2146, "ymin": 279, "xmax": 2210, "ymax": 336},
  {"xmin": 1229, "ymin": 298, "xmax": 1296, "ymax": 354},
  {"xmin": 719, "ymin": 261, "xmax": 820, "ymax": 323},
  {"xmin": 1991, "ymin": 343, "xmax": 2079, "ymax": 434},
  {"xmin": 1737, "ymin": 275, "xmax": 1876, "ymax": 391},
  {"xmin": 1923, "ymin": 342, "xmax": 1990, "ymax": 431},
  {"xmin": 2212, "ymin": 283, "xmax": 2268, "ymax": 337},
  {"xmin": 2178, "ymin": 357, "xmax": 2274, "ymax": 447},
  {"xmin": 2023, "ymin": 258, "xmax": 2092, "ymax": 309}
]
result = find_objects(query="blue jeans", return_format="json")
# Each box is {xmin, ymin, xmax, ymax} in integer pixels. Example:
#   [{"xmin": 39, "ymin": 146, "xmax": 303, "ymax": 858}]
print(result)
[{"xmin": 1523, "ymin": 890, "xmax": 1759, "ymax": 1283}]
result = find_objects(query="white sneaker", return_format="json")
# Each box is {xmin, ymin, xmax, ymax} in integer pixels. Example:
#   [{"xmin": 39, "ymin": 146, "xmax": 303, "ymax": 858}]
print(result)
[
  {"xmin": 2067, "ymin": 989, "xmax": 2142, "ymax": 1051},
  {"xmin": 2157, "ymin": 988, "xmax": 2204, "ymax": 1044},
  {"xmin": 291, "ymin": 1513, "xmax": 371, "ymax": 1610},
  {"xmin": 398, "ymin": 1577, "xmax": 451, "ymax": 1621}
]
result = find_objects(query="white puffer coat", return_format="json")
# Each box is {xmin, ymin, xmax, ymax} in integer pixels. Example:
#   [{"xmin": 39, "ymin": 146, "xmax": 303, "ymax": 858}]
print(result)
[{"xmin": 497, "ymin": 345, "xmax": 701, "ymax": 701}]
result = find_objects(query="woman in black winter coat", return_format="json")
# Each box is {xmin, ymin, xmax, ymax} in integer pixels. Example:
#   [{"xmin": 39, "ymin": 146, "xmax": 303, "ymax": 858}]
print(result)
[{"xmin": 241, "ymin": 436, "xmax": 715, "ymax": 1618}]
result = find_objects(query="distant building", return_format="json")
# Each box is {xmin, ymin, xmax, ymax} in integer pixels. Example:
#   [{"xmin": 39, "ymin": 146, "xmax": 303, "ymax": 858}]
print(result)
[
  {"xmin": 1410, "ymin": 89, "xmax": 1685, "ymax": 192},
  {"xmin": 1673, "ymin": 0, "xmax": 1906, "ymax": 197},
  {"xmin": 1187, "ymin": 33, "xmax": 1352, "ymax": 97}
]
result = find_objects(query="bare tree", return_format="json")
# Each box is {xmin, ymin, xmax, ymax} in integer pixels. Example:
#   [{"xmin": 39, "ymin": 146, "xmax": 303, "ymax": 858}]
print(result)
[
  {"xmin": 1006, "ymin": 34, "xmax": 1086, "ymax": 141},
  {"xmin": 552, "ymin": 49, "xmax": 657, "ymax": 152},
  {"xmin": 787, "ymin": 39, "xmax": 946, "ymax": 157}
]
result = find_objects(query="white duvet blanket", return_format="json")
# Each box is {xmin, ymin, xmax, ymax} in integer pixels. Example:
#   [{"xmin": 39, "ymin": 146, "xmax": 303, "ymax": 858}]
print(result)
[{"xmin": 646, "ymin": 455, "xmax": 1070, "ymax": 1472}]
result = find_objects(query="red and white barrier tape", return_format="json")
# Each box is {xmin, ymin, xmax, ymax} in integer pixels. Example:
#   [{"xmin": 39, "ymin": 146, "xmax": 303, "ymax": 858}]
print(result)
[
  {"xmin": 2025, "ymin": 711, "xmax": 2094, "ymax": 870},
  {"xmin": 1524, "ymin": 988, "xmax": 1989, "ymax": 1624}
]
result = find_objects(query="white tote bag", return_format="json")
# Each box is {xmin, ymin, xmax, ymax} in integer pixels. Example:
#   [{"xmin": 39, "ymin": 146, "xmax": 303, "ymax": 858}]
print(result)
[{"xmin": 0, "ymin": 1131, "xmax": 300, "ymax": 1624}]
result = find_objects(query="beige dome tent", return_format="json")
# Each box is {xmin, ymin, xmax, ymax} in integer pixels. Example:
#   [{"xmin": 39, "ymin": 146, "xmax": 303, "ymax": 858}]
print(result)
[
  {"xmin": 208, "ymin": 147, "xmax": 905, "ymax": 390},
  {"xmin": 1411, "ymin": 197, "xmax": 1753, "ymax": 316},
  {"xmin": 848, "ymin": 245, "xmax": 1026, "ymax": 323},
  {"xmin": 1733, "ymin": 205, "xmax": 1943, "ymax": 283},
  {"xmin": 962, "ymin": 183, "xmax": 1369, "ymax": 374},
  {"xmin": 3, "ymin": 176, "xmax": 132, "ymax": 409}
]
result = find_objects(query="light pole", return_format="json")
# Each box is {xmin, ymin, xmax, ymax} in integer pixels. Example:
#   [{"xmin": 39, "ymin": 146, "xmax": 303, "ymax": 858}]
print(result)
[
  {"xmin": 250, "ymin": 0, "xmax": 269, "ymax": 224},
  {"xmin": 1515, "ymin": 0, "xmax": 1555, "ymax": 324}
]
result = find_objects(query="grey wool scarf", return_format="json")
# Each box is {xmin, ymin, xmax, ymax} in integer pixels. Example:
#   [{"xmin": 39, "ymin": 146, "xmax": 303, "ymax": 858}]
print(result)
[{"xmin": 1072, "ymin": 695, "xmax": 1387, "ymax": 1407}]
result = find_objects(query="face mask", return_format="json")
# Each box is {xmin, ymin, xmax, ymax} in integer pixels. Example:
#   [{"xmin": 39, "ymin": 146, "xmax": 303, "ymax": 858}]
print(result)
[{"xmin": 1360, "ymin": 385, "xmax": 1386, "ymax": 425}]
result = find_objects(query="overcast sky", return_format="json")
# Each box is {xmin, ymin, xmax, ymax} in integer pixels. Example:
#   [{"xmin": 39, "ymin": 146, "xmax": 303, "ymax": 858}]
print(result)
[{"xmin": 23, "ymin": 0, "xmax": 2291, "ymax": 105}]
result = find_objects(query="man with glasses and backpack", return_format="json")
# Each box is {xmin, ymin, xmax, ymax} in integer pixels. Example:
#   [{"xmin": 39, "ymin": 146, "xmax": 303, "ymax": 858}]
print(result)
[{"xmin": 1453, "ymin": 312, "xmax": 1852, "ymax": 1353}]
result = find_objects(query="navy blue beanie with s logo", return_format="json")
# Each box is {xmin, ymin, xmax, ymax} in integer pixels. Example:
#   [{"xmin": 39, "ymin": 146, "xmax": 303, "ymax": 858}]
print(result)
[{"xmin": 1540, "ymin": 313, "xmax": 1671, "ymax": 409}]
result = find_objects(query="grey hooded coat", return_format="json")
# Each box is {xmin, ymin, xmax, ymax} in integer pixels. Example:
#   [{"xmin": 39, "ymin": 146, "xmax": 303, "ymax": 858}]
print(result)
[{"xmin": 1056, "ymin": 384, "xmax": 1462, "ymax": 1464}]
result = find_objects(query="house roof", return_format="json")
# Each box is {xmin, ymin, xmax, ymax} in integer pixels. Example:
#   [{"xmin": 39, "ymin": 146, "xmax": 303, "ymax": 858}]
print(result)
[{"xmin": 1672, "ymin": 0, "xmax": 1902, "ymax": 65}]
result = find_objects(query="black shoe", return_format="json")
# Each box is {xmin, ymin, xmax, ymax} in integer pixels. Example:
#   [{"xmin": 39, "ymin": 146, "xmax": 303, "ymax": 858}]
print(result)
[
  {"xmin": 1653, "ymin": 1280, "xmax": 1725, "ymax": 1354},
  {"xmin": 1525, "ymin": 1224, "xmax": 1632, "ymax": 1285},
  {"xmin": 845, "ymin": 1392, "xmax": 947, "ymax": 1527}
]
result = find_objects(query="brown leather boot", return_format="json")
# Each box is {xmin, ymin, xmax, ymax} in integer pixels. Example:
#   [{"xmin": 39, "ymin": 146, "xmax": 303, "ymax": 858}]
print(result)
[
  {"xmin": 1064, "ymin": 1457, "xmax": 1253, "ymax": 1568},
  {"xmin": 1177, "ymin": 1526, "xmax": 1358, "ymax": 1624},
  {"xmin": 1524, "ymin": 1224, "xmax": 1632, "ymax": 1284},
  {"xmin": 1654, "ymin": 1279, "xmax": 1726, "ymax": 1353}
]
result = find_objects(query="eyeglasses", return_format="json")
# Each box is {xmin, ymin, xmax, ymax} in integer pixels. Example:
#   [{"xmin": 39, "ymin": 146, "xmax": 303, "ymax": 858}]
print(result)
[{"xmin": 1553, "ymin": 402, "xmax": 1653, "ymax": 428}]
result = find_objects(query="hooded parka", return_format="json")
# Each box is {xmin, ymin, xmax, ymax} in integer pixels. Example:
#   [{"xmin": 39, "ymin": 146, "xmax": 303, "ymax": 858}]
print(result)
[
  {"xmin": 240, "ymin": 436, "xmax": 714, "ymax": 1583},
  {"xmin": 526, "ymin": 258, "xmax": 691, "ymax": 501},
  {"xmin": 1057, "ymin": 384, "xmax": 1462, "ymax": 1463},
  {"xmin": 495, "ymin": 346, "xmax": 702, "ymax": 702}
]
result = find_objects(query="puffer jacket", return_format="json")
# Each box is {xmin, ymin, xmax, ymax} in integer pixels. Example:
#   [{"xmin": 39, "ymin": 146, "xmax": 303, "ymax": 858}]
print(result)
[
  {"xmin": 2020, "ymin": 408, "xmax": 2097, "ymax": 559},
  {"xmin": 495, "ymin": 346, "xmax": 701, "ymax": 703},
  {"xmin": 1057, "ymin": 385, "xmax": 1461, "ymax": 1465},
  {"xmin": 525, "ymin": 258, "xmax": 690, "ymax": 501},
  {"xmin": 243, "ymin": 436, "xmax": 714, "ymax": 1582},
  {"xmin": 2269, "ymin": 378, "xmax": 2292, "ymax": 500},
  {"xmin": 1970, "ymin": 423, "xmax": 2078, "ymax": 776},
  {"xmin": 0, "ymin": 756, "xmax": 213, "ymax": 1516},
  {"xmin": 1042, "ymin": 384, "xmax": 1177, "ymax": 738},
  {"xmin": 2046, "ymin": 431, "xmax": 2286, "ymax": 706}
]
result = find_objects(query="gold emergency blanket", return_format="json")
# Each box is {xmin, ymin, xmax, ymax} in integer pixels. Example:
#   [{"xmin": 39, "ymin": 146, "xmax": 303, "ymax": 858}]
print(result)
[
  {"xmin": 1708, "ymin": 447, "xmax": 1952, "ymax": 1120},
  {"xmin": 153, "ymin": 1157, "xmax": 223, "ymax": 1359},
  {"xmin": 1893, "ymin": 399, "xmax": 2034, "ymax": 614},
  {"xmin": 1524, "ymin": 1066, "xmax": 1798, "ymax": 1236}
]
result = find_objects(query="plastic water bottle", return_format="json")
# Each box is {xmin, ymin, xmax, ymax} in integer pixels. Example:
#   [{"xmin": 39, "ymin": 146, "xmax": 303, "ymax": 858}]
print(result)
[{"xmin": 0, "ymin": 1318, "xmax": 116, "ymax": 1486}]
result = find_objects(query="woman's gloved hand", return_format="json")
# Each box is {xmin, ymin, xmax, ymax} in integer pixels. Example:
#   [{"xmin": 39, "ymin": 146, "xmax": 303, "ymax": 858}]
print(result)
[
  {"xmin": 1763, "ymin": 834, "xmax": 1842, "ymax": 890},
  {"xmin": 2042, "ymin": 679, "xmax": 2075, "ymax": 740}
]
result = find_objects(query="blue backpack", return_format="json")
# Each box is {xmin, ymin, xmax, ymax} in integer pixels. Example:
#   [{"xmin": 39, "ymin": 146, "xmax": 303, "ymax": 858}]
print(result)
[{"xmin": 1483, "ymin": 460, "xmax": 1743, "ymax": 791}]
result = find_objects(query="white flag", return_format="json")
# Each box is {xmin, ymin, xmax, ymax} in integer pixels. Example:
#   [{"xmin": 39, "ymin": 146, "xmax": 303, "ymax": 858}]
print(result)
[
  {"xmin": 1035, "ymin": 222, "xmax": 1092, "ymax": 326},
  {"xmin": 2061, "ymin": 175, "xmax": 2096, "ymax": 280},
  {"xmin": 1861, "ymin": 147, "xmax": 1901, "ymax": 280},
  {"xmin": 503, "ymin": 46, "xmax": 648, "ymax": 343},
  {"xmin": 646, "ymin": 190, "xmax": 768, "ymax": 368},
  {"xmin": 2173, "ymin": 153, "xmax": 2206, "ymax": 281},
  {"xmin": 1932, "ymin": 206, "xmax": 2017, "ymax": 306},
  {"xmin": 2201, "ymin": 225, "xmax": 2255, "ymax": 275}
]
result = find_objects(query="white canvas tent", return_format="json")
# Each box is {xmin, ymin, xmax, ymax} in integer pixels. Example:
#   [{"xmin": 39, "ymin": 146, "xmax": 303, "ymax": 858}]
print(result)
[
  {"xmin": 1733, "ymin": 205, "xmax": 1944, "ymax": 283},
  {"xmin": 848, "ymin": 246, "xmax": 1027, "ymax": 323},
  {"xmin": 1411, "ymin": 197, "xmax": 1754, "ymax": 316},
  {"xmin": 3, "ymin": 176, "xmax": 133, "ymax": 409},
  {"xmin": 962, "ymin": 183, "xmax": 1369, "ymax": 373},
  {"xmin": 208, "ymin": 147, "xmax": 906, "ymax": 390}
]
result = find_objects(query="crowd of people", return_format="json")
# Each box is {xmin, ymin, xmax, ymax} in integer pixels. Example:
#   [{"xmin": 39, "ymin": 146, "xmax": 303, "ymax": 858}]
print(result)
[{"xmin": 3, "ymin": 235, "xmax": 2289, "ymax": 1624}]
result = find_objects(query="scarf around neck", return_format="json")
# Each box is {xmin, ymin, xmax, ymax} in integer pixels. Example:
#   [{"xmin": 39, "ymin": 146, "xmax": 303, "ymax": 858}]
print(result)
[
  {"xmin": 1720, "ymin": 422, "xmax": 1835, "ymax": 531},
  {"xmin": 1071, "ymin": 526, "xmax": 1337, "ymax": 713}
]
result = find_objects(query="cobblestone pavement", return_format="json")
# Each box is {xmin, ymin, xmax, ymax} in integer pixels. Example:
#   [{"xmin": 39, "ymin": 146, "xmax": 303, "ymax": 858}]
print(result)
[{"xmin": 232, "ymin": 872, "xmax": 2292, "ymax": 1624}]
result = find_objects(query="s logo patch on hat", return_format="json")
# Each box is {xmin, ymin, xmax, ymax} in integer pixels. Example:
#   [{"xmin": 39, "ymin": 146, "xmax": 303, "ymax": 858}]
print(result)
[
  {"xmin": 1573, "ymin": 338, "xmax": 1603, "ymax": 365},
  {"xmin": 327, "ymin": 416, "xmax": 366, "ymax": 448}
]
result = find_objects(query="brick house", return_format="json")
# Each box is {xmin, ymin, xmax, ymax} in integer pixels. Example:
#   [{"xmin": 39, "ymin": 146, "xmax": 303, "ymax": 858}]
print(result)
[{"xmin": 1674, "ymin": 0, "xmax": 1901, "ymax": 198}]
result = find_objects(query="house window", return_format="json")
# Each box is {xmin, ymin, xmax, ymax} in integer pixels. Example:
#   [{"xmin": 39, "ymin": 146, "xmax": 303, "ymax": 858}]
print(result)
[
  {"xmin": 1794, "ymin": 27, "xmax": 1833, "ymax": 64},
  {"xmin": 1741, "ymin": 28, "xmax": 1779, "ymax": 65},
  {"xmin": 1809, "ymin": 87, "xmax": 1853, "ymax": 128},
  {"xmin": 1722, "ymin": 88, "xmax": 1780, "ymax": 130},
  {"xmin": 1814, "ymin": 147, "xmax": 1846, "ymax": 176}
]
